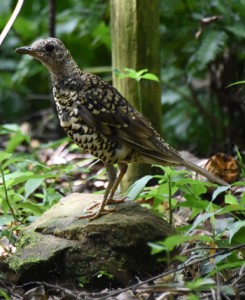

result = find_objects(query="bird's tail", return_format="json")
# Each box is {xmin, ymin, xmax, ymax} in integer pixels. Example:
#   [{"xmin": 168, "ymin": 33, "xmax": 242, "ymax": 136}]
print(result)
[{"xmin": 182, "ymin": 159, "xmax": 229, "ymax": 186}]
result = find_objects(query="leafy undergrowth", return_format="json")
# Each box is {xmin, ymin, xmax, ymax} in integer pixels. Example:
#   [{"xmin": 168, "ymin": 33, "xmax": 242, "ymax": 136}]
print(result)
[{"xmin": 0, "ymin": 124, "xmax": 245, "ymax": 299}]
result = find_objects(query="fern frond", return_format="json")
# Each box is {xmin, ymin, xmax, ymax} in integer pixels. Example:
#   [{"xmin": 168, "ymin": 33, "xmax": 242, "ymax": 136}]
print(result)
[
  {"xmin": 195, "ymin": 31, "xmax": 228, "ymax": 70},
  {"xmin": 226, "ymin": 25, "xmax": 245, "ymax": 39}
]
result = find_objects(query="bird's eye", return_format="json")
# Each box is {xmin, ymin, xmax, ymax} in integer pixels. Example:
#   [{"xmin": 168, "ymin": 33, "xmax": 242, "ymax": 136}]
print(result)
[{"xmin": 45, "ymin": 44, "xmax": 55, "ymax": 52}]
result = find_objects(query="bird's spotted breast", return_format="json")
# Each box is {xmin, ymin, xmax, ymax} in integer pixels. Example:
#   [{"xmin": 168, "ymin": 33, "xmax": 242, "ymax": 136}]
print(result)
[{"xmin": 53, "ymin": 92, "xmax": 137, "ymax": 164}]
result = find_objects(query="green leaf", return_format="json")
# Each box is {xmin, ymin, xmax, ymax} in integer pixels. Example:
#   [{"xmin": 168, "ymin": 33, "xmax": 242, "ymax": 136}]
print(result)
[
  {"xmin": 135, "ymin": 69, "xmax": 148, "ymax": 76},
  {"xmin": 154, "ymin": 235, "xmax": 211, "ymax": 252},
  {"xmin": 0, "ymin": 215, "xmax": 14, "ymax": 226},
  {"xmin": 186, "ymin": 210, "xmax": 223, "ymax": 234},
  {"xmin": 212, "ymin": 186, "xmax": 230, "ymax": 201},
  {"xmin": 0, "ymin": 288, "xmax": 10, "ymax": 300},
  {"xmin": 4, "ymin": 172, "xmax": 58, "ymax": 189},
  {"xmin": 228, "ymin": 221, "xmax": 245, "ymax": 243},
  {"xmin": 6, "ymin": 131, "xmax": 30, "ymax": 152},
  {"xmin": 126, "ymin": 175, "xmax": 153, "ymax": 200},
  {"xmin": 196, "ymin": 31, "xmax": 228, "ymax": 69},
  {"xmin": 186, "ymin": 278, "xmax": 215, "ymax": 290},
  {"xmin": 241, "ymin": 192, "xmax": 245, "ymax": 205},
  {"xmin": 226, "ymin": 80, "xmax": 245, "ymax": 88},
  {"xmin": 140, "ymin": 73, "xmax": 159, "ymax": 82},
  {"xmin": 148, "ymin": 242, "xmax": 166, "ymax": 254},
  {"xmin": 113, "ymin": 68, "xmax": 159, "ymax": 82},
  {"xmin": 0, "ymin": 151, "xmax": 12, "ymax": 163},
  {"xmin": 16, "ymin": 202, "xmax": 44, "ymax": 215},
  {"xmin": 216, "ymin": 204, "xmax": 245, "ymax": 214},
  {"xmin": 2, "ymin": 157, "xmax": 26, "ymax": 169},
  {"xmin": 225, "ymin": 194, "xmax": 238, "ymax": 205},
  {"xmin": 24, "ymin": 178, "xmax": 45, "ymax": 199},
  {"xmin": 216, "ymin": 261, "xmax": 245, "ymax": 271},
  {"xmin": 0, "ymin": 124, "xmax": 21, "ymax": 133}
]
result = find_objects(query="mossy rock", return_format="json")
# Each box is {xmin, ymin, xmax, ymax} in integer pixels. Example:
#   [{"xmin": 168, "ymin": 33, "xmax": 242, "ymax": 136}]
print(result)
[{"xmin": 7, "ymin": 193, "xmax": 175, "ymax": 287}]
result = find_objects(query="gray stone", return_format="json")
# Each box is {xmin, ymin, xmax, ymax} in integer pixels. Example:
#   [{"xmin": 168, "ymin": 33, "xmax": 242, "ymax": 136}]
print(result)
[{"xmin": 7, "ymin": 193, "xmax": 175, "ymax": 287}]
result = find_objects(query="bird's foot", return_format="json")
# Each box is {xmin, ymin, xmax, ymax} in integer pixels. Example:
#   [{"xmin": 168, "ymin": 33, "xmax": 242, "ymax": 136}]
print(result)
[
  {"xmin": 79, "ymin": 202, "xmax": 116, "ymax": 220},
  {"xmin": 78, "ymin": 196, "xmax": 127, "ymax": 220},
  {"xmin": 106, "ymin": 196, "xmax": 128, "ymax": 205}
]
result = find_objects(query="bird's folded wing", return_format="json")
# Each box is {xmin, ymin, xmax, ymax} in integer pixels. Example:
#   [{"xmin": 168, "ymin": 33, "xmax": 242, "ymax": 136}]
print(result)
[{"xmin": 77, "ymin": 98, "xmax": 183, "ymax": 165}]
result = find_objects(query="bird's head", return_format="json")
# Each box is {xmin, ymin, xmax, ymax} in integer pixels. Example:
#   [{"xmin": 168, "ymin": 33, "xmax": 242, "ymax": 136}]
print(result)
[{"xmin": 15, "ymin": 38, "xmax": 73, "ymax": 74}]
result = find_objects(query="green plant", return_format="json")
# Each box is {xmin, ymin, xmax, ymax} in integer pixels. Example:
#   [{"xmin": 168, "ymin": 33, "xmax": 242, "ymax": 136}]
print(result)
[
  {"xmin": 0, "ymin": 124, "xmax": 91, "ymax": 230},
  {"xmin": 78, "ymin": 276, "xmax": 90, "ymax": 287},
  {"xmin": 114, "ymin": 68, "xmax": 159, "ymax": 112},
  {"xmin": 128, "ymin": 162, "xmax": 245, "ymax": 298},
  {"xmin": 96, "ymin": 269, "xmax": 114, "ymax": 280},
  {"xmin": 0, "ymin": 288, "xmax": 10, "ymax": 300}
]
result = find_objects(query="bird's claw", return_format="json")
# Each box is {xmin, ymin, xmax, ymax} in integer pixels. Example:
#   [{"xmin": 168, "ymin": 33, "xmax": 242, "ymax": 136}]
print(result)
[
  {"xmin": 78, "ymin": 196, "xmax": 127, "ymax": 220},
  {"xmin": 106, "ymin": 196, "xmax": 128, "ymax": 204},
  {"xmin": 79, "ymin": 206, "xmax": 116, "ymax": 220}
]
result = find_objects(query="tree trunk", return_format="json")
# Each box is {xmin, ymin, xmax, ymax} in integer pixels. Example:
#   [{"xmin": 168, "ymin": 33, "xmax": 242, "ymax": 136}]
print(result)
[{"xmin": 110, "ymin": 0, "xmax": 161, "ymax": 192}]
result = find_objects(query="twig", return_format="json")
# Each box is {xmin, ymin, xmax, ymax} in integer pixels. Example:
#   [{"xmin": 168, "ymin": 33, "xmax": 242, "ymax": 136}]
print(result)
[
  {"xmin": 18, "ymin": 281, "xmax": 77, "ymax": 298},
  {"xmin": 97, "ymin": 244, "xmax": 245, "ymax": 300},
  {"xmin": 0, "ymin": 0, "xmax": 24, "ymax": 45}
]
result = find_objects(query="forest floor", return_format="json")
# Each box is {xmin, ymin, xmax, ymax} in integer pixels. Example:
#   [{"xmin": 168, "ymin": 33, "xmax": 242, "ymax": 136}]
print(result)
[{"xmin": 0, "ymin": 120, "xmax": 245, "ymax": 299}]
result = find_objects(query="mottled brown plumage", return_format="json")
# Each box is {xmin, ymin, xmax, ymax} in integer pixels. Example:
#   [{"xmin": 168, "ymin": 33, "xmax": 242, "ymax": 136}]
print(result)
[{"xmin": 15, "ymin": 38, "xmax": 229, "ymax": 219}]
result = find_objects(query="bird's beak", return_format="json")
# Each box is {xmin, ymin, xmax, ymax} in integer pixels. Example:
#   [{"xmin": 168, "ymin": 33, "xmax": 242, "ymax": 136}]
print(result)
[
  {"xmin": 15, "ymin": 46, "xmax": 32, "ymax": 54},
  {"xmin": 15, "ymin": 46, "xmax": 42, "ymax": 56}
]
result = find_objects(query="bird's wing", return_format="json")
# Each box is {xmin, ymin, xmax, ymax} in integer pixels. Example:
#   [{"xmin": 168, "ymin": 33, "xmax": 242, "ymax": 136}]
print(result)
[{"xmin": 77, "ymin": 77, "xmax": 183, "ymax": 165}]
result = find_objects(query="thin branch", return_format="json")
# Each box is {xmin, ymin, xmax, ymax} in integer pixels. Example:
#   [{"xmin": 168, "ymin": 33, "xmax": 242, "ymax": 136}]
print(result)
[
  {"xmin": 97, "ymin": 244, "xmax": 245, "ymax": 300},
  {"xmin": 0, "ymin": 0, "xmax": 24, "ymax": 45}
]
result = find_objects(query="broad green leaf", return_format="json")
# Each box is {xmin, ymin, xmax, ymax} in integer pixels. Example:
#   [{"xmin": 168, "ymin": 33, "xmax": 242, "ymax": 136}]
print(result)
[
  {"xmin": 216, "ymin": 205, "xmax": 245, "ymax": 214},
  {"xmin": 25, "ymin": 159, "xmax": 51, "ymax": 170},
  {"xmin": 0, "ymin": 288, "xmax": 10, "ymax": 300},
  {"xmin": 148, "ymin": 242, "xmax": 165, "ymax": 254},
  {"xmin": 0, "ymin": 124, "xmax": 21, "ymax": 132},
  {"xmin": 228, "ymin": 221, "xmax": 245, "ymax": 243},
  {"xmin": 126, "ymin": 175, "xmax": 153, "ymax": 200},
  {"xmin": 225, "ymin": 194, "xmax": 238, "ymax": 205},
  {"xmin": 186, "ymin": 210, "xmax": 223, "ymax": 234},
  {"xmin": 216, "ymin": 261, "xmax": 245, "ymax": 271},
  {"xmin": 6, "ymin": 131, "xmax": 30, "ymax": 152},
  {"xmin": 24, "ymin": 178, "xmax": 45, "ymax": 199},
  {"xmin": 212, "ymin": 186, "xmax": 230, "ymax": 201},
  {"xmin": 196, "ymin": 31, "xmax": 228, "ymax": 69},
  {"xmin": 0, "ymin": 152, "xmax": 12, "ymax": 163},
  {"xmin": 186, "ymin": 278, "xmax": 215, "ymax": 290},
  {"xmin": 15, "ymin": 202, "xmax": 44, "ymax": 215},
  {"xmin": 159, "ymin": 235, "xmax": 211, "ymax": 252},
  {"xmin": 135, "ymin": 69, "xmax": 148, "ymax": 76},
  {"xmin": 5, "ymin": 172, "xmax": 58, "ymax": 189},
  {"xmin": 0, "ymin": 215, "xmax": 14, "ymax": 226},
  {"xmin": 140, "ymin": 73, "xmax": 159, "ymax": 82},
  {"xmin": 187, "ymin": 295, "xmax": 200, "ymax": 300},
  {"xmin": 241, "ymin": 192, "xmax": 245, "ymax": 205},
  {"xmin": 2, "ymin": 157, "xmax": 26, "ymax": 169},
  {"xmin": 180, "ymin": 196, "xmax": 211, "ymax": 210}
]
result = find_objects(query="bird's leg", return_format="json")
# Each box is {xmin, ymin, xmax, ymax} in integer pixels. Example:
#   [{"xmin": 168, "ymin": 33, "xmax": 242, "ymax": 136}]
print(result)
[
  {"xmin": 107, "ymin": 162, "xmax": 128, "ymax": 204},
  {"xmin": 79, "ymin": 163, "xmax": 117, "ymax": 220},
  {"xmin": 79, "ymin": 163, "xmax": 128, "ymax": 220}
]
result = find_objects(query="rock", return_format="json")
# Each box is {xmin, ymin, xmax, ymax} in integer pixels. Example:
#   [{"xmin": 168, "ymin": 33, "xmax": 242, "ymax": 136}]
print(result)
[{"xmin": 7, "ymin": 193, "xmax": 175, "ymax": 287}]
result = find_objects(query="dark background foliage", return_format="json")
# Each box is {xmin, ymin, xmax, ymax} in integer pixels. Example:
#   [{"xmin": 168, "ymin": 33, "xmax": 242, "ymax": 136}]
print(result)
[{"xmin": 1, "ymin": 0, "xmax": 245, "ymax": 156}]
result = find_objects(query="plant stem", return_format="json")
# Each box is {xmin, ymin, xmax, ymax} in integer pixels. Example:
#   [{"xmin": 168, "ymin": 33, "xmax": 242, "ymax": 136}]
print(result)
[
  {"xmin": 0, "ymin": 162, "xmax": 18, "ymax": 221},
  {"xmin": 137, "ymin": 80, "xmax": 142, "ymax": 113},
  {"xmin": 167, "ymin": 175, "xmax": 172, "ymax": 225}
]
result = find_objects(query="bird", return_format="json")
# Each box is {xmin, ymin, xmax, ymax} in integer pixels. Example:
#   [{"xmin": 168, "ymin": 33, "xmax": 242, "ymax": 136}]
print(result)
[{"xmin": 15, "ymin": 38, "xmax": 229, "ymax": 220}]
